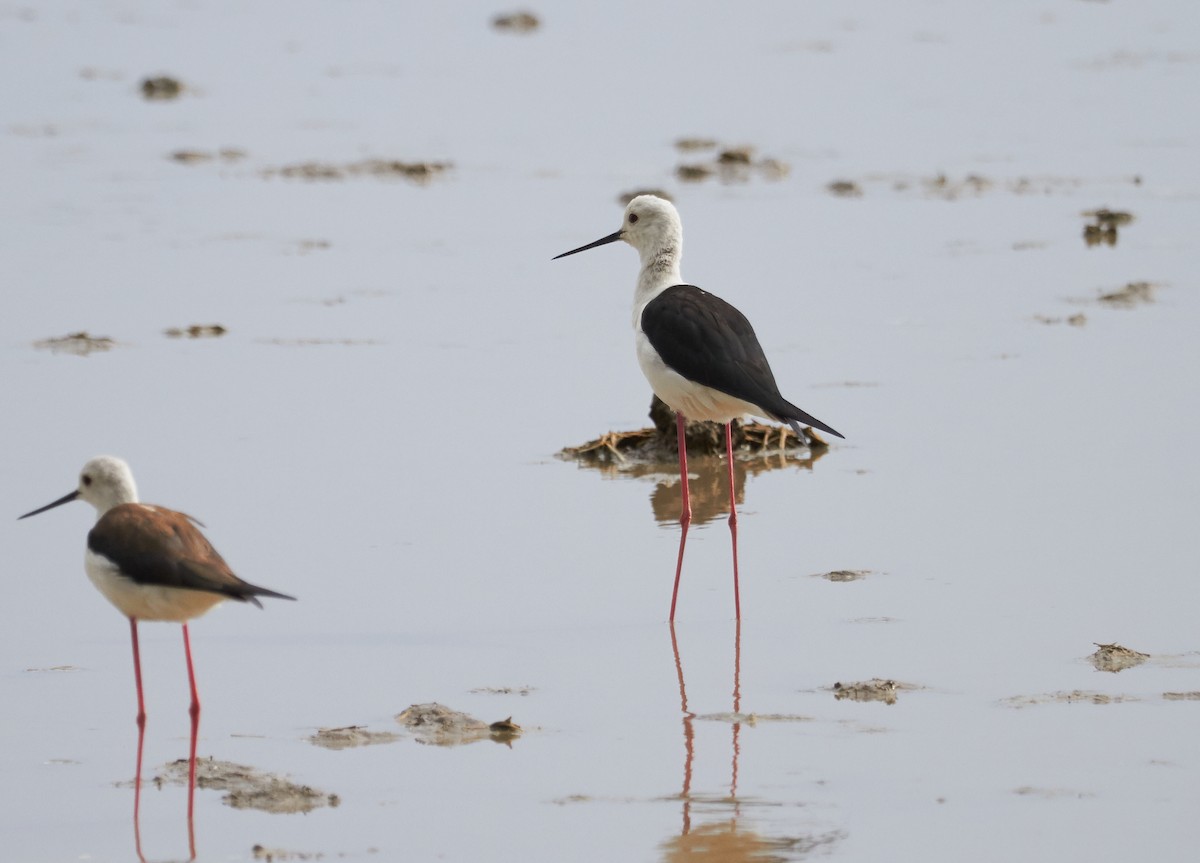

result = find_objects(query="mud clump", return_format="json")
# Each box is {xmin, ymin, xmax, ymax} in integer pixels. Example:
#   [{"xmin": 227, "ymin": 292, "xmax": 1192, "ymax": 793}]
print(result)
[
  {"xmin": 1083, "ymin": 208, "xmax": 1133, "ymax": 247},
  {"xmin": 827, "ymin": 180, "xmax": 863, "ymax": 198},
  {"xmin": 1163, "ymin": 692, "xmax": 1200, "ymax": 701},
  {"xmin": 262, "ymin": 158, "xmax": 451, "ymax": 184},
  {"xmin": 492, "ymin": 11, "xmax": 539, "ymax": 33},
  {"xmin": 1097, "ymin": 281, "xmax": 1155, "ymax": 308},
  {"xmin": 1089, "ymin": 643, "xmax": 1149, "ymax": 673},
  {"xmin": 1002, "ymin": 690, "xmax": 1142, "ymax": 708},
  {"xmin": 141, "ymin": 75, "xmax": 183, "ymax": 100},
  {"xmin": 165, "ymin": 323, "xmax": 227, "ymax": 339},
  {"xmin": 676, "ymin": 142, "xmax": 789, "ymax": 184},
  {"xmin": 1033, "ymin": 313, "xmax": 1087, "ymax": 327},
  {"xmin": 561, "ymin": 396, "xmax": 830, "ymax": 466},
  {"xmin": 309, "ymin": 725, "xmax": 400, "ymax": 750},
  {"xmin": 814, "ymin": 570, "xmax": 873, "ymax": 582},
  {"xmin": 148, "ymin": 758, "xmax": 338, "ymax": 814},
  {"xmin": 170, "ymin": 148, "xmax": 246, "ymax": 164},
  {"xmin": 396, "ymin": 703, "xmax": 522, "ymax": 746},
  {"xmin": 831, "ymin": 679, "xmax": 910, "ymax": 705},
  {"xmin": 34, "ymin": 331, "xmax": 115, "ymax": 356}
]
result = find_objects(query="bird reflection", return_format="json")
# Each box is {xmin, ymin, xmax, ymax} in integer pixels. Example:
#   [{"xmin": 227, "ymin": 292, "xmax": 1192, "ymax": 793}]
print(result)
[
  {"xmin": 132, "ymin": 699, "xmax": 199, "ymax": 862},
  {"xmin": 665, "ymin": 622, "xmax": 756, "ymax": 861}
]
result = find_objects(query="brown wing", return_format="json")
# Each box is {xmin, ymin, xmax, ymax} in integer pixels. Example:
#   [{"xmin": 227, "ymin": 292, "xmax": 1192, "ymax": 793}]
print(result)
[{"xmin": 87, "ymin": 504, "xmax": 295, "ymax": 605}]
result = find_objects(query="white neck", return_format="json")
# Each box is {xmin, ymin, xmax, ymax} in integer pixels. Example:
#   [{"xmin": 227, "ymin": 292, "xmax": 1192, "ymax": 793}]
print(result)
[{"xmin": 632, "ymin": 240, "xmax": 683, "ymax": 322}]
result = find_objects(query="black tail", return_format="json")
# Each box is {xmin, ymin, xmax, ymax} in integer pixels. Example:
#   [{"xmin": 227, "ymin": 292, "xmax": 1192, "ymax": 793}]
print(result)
[
  {"xmin": 239, "ymin": 584, "xmax": 297, "ymax": 608},
  {"xmin": 777, "ymin": 402, "xmax": 844, "ymax": 440}
]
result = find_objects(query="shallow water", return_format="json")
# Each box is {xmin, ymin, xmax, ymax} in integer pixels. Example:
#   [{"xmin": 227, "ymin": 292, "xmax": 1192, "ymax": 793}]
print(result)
[{"xmin": 2, "ymin": 1, "xmax": 1199, "ymax": 860}]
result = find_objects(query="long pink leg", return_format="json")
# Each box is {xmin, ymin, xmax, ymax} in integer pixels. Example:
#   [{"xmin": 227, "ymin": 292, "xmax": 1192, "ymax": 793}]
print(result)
[
  {"xmin": 670, "ymin": 623, "xmax": 694, "ymax": 836},
  {"xmin": 132, "ymin": 698, "xmax": 147, "ymax": 863},
  {"xmin": 669, "ymin": 412, "xmax": 693, "ymax": 622},
  {"xmin": 182, "ymin": 622, "xmax": 201, "ymax": 851},
  {"xmin": 130, "ymin": 618, "xmax": 146, "ymax": 728},
  {"xmin": 725, "ymin": 422, "xmax": 741, "ymax": 619}
]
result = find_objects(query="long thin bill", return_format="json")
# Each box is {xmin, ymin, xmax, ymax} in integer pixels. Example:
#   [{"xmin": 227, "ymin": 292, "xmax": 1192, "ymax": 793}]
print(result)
[
  {"xmin": 552, "ymin": 229, "xmax": 623, "ymax": 260},
  {"xmin": 18, "ymin": 489, "xmax": 80, "ymax": 520}
]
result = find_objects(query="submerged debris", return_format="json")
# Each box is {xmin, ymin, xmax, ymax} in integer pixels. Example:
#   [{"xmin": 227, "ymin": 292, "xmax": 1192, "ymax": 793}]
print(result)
[
  {"xmin": 492, "ymin": 11, "xmax": 540, "ymax": 33},
  {"xmin": 674, "ymin": 137, "xmax": 718, "ymax": 152},
  {"xmin": 560, "ymin": 396, "xmax": 830, "ymax": 466},
  {"xmin": 164, "ymin": 323, "xmax": 227, "ymax": 339},
  {"xmin": 832, "ymin": 679, "xmax": 908, "ymax": 705},
  {"xmin": 827, "ymin": 179, "xmax": 863, "ymax": 197},
  {"xmin": 1082, "ymin": 208, "xmax": 1133, "ymax": 247},
  {"xmin": 676, "ymin": 142, "xmax": 789, "ymax": 184},
  {"xmin": 141, "ymin": 75, "xmax": 183, "ymax": 100},
  {"xmin": 170, "ymin": 148, "xmax": 246, "ymax": 164},
  {"xmin": 1002, "ymin": 690, "xmax": 1142, "ymax": 708},
  {"xmin": 145, "ymin": 758, "xmax": 338, "ymax": 814},
  {"xmin": 469, "ymin": 685, "xmax": 536, "ymax": 696},
  {"xmin": 1089, "ymin": 643, "xmax": 1150, "ymax": 673},
  {"xmin": 1033, "ymin": 313, "xmax": 1087, "ymax": 327},
  {"xmin": 815, "ymin": 570, "xmax": 873, "ymax": 582},
  {"xmin": 1097, "ymin": 281, "xmax": 1155, "ymax": 308},
  {"xmin": 309, "ymin": 725, "xmax": 400, "ymax": 750},
  {"xmin": 396, "ymin": 703, "xmax": 522, "ymax": 746},
  {"xmin": 262, "ymin": 158, "xmax": 451, "ymax": 183},
  {"xmin": 34, "ymin": 331, "xmax": 115, "ymax": 356}
]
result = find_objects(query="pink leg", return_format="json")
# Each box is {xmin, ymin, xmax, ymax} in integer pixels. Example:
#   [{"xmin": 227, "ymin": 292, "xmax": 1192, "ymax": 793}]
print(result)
[
  {"xmin": 182, "ymin": 622, "xmax": 201, "ymax": 849},
  {"xmin": 132, "ymin": 702, "xmax": 147, "ymax": 863},
  {"xmin": 129, "ymin": 618, "xmax": 146, "ymax": 728},
  {"xmin": 730, "ymin": 617, "xmax": 742, "ymax": 799},
  {"xmin": 725, "ymin": 422, "xmax": 741, "ymax": 619},
  {"xmin": 669, "ymin": 412, "xmax": 693, "ymax": 622},
  {"xmin": 670, "ymin": 623, "xmax": 694, "ymax": 836}
]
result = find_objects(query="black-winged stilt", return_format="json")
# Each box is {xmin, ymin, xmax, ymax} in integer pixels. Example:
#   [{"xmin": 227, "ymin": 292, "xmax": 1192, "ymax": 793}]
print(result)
[
  {"xmin": 554, "ymin": 195, "xmax": 843, "ymax": 620},
  {"xmin": 19, "ymin": 455, "xmax": 295, "ymax": 725}
]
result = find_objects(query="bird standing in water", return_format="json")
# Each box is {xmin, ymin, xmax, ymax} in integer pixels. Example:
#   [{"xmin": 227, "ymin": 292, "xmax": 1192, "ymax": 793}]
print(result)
[{"xmin": 555, "ymin": 196, "xmax": 843, "ymax": 620}]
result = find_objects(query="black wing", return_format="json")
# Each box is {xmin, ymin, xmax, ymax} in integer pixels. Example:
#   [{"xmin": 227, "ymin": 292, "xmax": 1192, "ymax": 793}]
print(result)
[
  {"xmin": 88, "ymin": 505, "xmax": 296, "ymax": 605},
  {"xmin": 641, "ymin": 285, "xmax": 843, "ymax": 438}
]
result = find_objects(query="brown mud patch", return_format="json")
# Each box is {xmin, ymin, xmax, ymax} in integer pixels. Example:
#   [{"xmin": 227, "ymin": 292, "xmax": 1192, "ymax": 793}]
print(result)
[
  {"xmin": 831, "ymin": 679, "xmax": 921, "ymax": 705},
  {"xmin": 143, "ymin": 758, "xmax": 339, "ymax": 814},
  {"xmin": 252, "ymin": 845, "xmax": 379, "ymax": 861},
  {"xmin": 1096, "ymin": 281, "xmax": 1156, "ymax": 308},
  {"xmin": 1163, "ymin": 691, "xmax": 1200, "ymax": 701},
  {"xmin": 1013, "ymin": 786, "xmax": 1095, "ymax": 800},
  {"xmin": 492, "ymin": 11, "xmax": 539, "ymax": 33},
  {"xmin": 309, "ymin": 726, "xmax": 400, "ymax": 750},
  {"xmin": 170, "ymin": 148, "xmax": 246, "ymax": 164},
  {"xmin": 1001, "ymin": 690, "xmax": 1142, "ymax": 708},
  {"xmin": 165, "ymin": 323, "xmax": 227, "ymax": 339},
  {"xmin": 826, "ymin": 172, "xmax": 1140, "ymax": 200},
  {"xmin": 469, "ymin": 685, "xmax": 536, "ymax": 696},
  {"xmin": 560, "ymin": 397, "xmax": 830, "ymax": 466},
  {"xmin": 1082, "ymin": 208, "xmax": 1133, "ymax": 247},
  {"xmin": 141, "ymin": 75, "xmax": 183, "ymax": 100},
  {"xmin": 1033, "ymin": 313, "xmax": 1087, "ymax": 327},
  {"xmin": 396, "ymin": 703, "xmax": 523, "ymax": 746},
  {"xmin": 696, "ymin": 712, "xmax": 813, "ymax": 725},
  {"xmin": 261, "ymin": 158, "xmax": 451, "ymax": 184},
  {"xmin": 34, "ymin": 331, "xmax": 115, "ymax": 356},
  {"xmin": 675, "ymin": 142, "xmax": 789, "ymax": 184},
  {"xmin": 1089, "ymin": 642, "xmax": 1150, "ymax": 673},
  {"xmin": 812, "ymin": 569, "xmax": 874, "ymax": 582}
]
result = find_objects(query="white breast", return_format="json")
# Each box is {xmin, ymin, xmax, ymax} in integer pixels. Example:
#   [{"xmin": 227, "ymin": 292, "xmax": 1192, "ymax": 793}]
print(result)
[
  {"xmin": 84, "ymin": 550, "xmax": 225, "ymax": 622},
  {"xmin": 634, "ymin": 322, "xmax": 766, "ymax": 424}
]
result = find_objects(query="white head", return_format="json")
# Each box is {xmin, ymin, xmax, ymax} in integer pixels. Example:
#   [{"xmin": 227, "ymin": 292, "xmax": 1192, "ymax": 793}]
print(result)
[
  {"xmin": 19, "ymin": 455, "xmax": 140, "ymax": 522},
  {"xmin": 553, "ymin": 194, "xmax": 683, "ymax": 268}
]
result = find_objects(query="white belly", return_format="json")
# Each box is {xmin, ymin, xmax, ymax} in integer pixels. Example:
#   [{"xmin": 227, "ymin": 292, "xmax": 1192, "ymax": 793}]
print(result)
[
  {"xmin": 85, "ymin": 550, "xmax": 225, "ymax": 622},
  {"xmin": 635, "ymin": 328, "xmax": 765, "ymax": 423}
]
